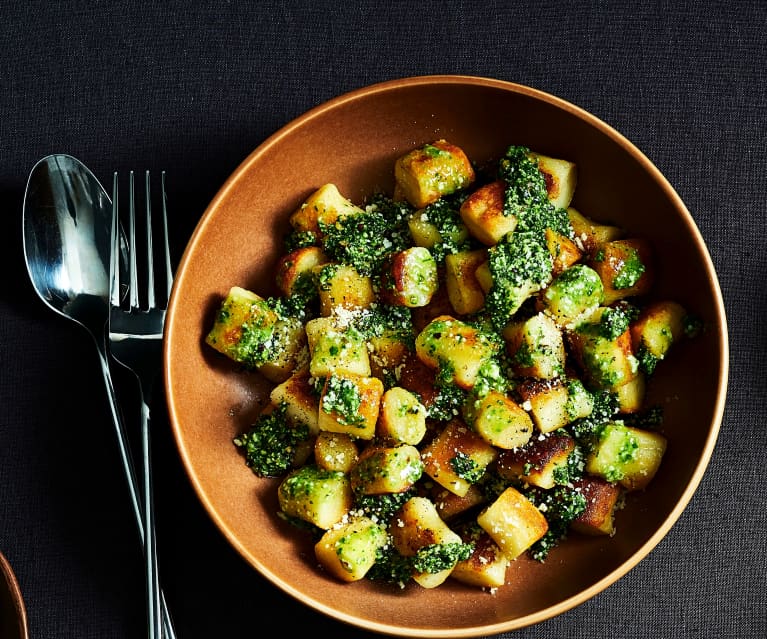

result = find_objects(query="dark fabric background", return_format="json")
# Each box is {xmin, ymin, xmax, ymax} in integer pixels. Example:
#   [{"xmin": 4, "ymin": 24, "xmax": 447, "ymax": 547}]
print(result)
[{"xmin": 1, "ymin": 1, "xmax": 765, "ymax": 637}]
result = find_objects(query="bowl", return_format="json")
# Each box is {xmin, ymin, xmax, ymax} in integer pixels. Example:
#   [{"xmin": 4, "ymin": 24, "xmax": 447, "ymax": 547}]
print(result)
[
  {"xmin": 164, "ymin": 75, "xmax": 728, "ymax": 636},
  {"xmin": 0, "ymin": 551, "xmax": 28, "ymax": 639}
]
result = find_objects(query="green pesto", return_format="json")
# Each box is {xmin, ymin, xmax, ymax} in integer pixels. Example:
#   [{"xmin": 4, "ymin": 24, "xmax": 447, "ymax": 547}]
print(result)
[
  {"xmin": 351, "ymin": 447, "xmax": 423, "ymax": 491},
  {"xmin": 355, "ymin": 487, "xmax": 417, "ymax": 524},
  {"xmin": 419, "ymin": 198, "xmax": 470, "ymax": 262},
  {"xmin": 419, "ymin": 318, "xmax": 450, "ymax": 359},
  {"xmin": 278, "ymin": 464, "xmax": 346, "ymax": 500},
  {"xmin": 486, "ymin": 230, "xmax": 553, "ymax": 330},
  {"xmin": 617, "ymin": 431, "xmax": 639, "ymax": 463},
  {"xmin": 423, "ymin": 143, "xmax": 447, "ymax": 158},
  {"xmin": 321, "ymin": 374, "xmax": 365, "ymax": 427},
  {"xmin": 267, "ymin": 272, "xmax": 319, "ymax": 322},
  {"xmin": 433, "ymin": 358, "xmax": 454, "ymax": 386},
  {"xmin": 367, "ymin": 544, "xmax": 413, "ymax": 587},
  {"xmin": 284, "ymin": 229, "xmax": 319, "ymax": 252},
  {"xmin": 592, "ymin": 423, "xmax": 640, "ymax": 483},
  {"xmin": 397, "ymin": 396, "xmax": 423, "ymax": 418},
  {"xmin": 233, "ymin": 402, "xmax": 310, "ymax": 477},
  {"xmin": 408, "ymin": 247, "xmax": 438, "ymax": 303},
  {"xmin": 564, "ymin": 378, "xmax": 593, "ymax": 420},
  {"xmin": 551, "ymin": 464, "xmax": 569, "ymax": 486},
  {"xmin": 489, "ymin": 231, "xmax": 553, "ymax": 290},
  {"xmin": 476, "ymin": 468, "xmax": 513, "ymax": 501},
  {"xmin": 471, "ymin": 355, "xmax": 507, "ymax": 398},
  {"xmin": 412, "ymin": 542, "xmax": 474, "ymax": 574},
  {"xmin": 427, "ymin": 378, "xmax": 467, "ymax": 421},
  {"xmin": 511, "ymin": 322, "xmax": 565, "ymax": 377},
  {"xmin": 277, "ymin": 466, "xmax": 352, "ymax": 530},
  {"xmin": 574, "ymin": 319, "xmax": 631, "ymax": 388},
  {"xmin": 449, "ymin": 451, "xmax": 485, "ymax": 484},
  {"xmin": 311, "ymin": 326, "xmax": 368, "ymax": 375},
  {"xmin": 351, "ymin": 303, "xmax": 414, "ymax": 345},
  {"xmin": 333, "ymin": 521, "xmax": 388, "ymax": 566},
  {"xmin": 498, "ymin": 145, "xmax": 572, "ymax": 238},
  {"xmin": 636, "ymin": 343, "xmax": 661, "ymax": 375},
  {"xmin": 512, "ymin": 339, "xmax": 535, "ymax": 368},
  {"xmin": 596, "ymin": 305, "xmax": 634, "ymax": 340},
  {"xmin": 232, "ymin": 308, "xmax": 278, "ymax": 368},
  {"xmin": 315, "ymin": 263, "xmax": 340, "ymax": 291},
  {"xmin": 318, "ymin": 194, "xmax": 411, "ymax": 277},
  {"xmin": 581, "ymin": 345, "xmax": 624, "ymax": 388},
  {"xmin": 525, "ymin": 485, "xmax": 587, "ymax": 561},
  {"xmin": 542, "ymin": 264, "xmax": 603, "ymax": 320},
  {"xmin": 553, "ymin": 443, "xmax": 585, "ymax": 485},
  {"xmin": 522, "ymin": 461, "xmax": 535, "ymax": 476},
  {"xmin": 602, "ymin": 464, "xmax": 625, "ymax": 483},
  {"xmin": 612, "ymin": 247, "xmax": 645, "ymax": 289},
  {"xmin": 567, "ymin": 390, "xmax": 619, "ymax": 453}
]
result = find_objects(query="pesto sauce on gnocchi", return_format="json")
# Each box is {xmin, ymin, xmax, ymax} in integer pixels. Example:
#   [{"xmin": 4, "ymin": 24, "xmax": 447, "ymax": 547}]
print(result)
[{"xmin": 206, "ymin": 140, "xmax": 697, "ymax": 592}]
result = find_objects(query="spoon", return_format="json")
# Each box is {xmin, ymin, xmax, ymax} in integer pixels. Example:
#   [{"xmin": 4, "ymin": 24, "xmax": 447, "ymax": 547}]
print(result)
[{"xmin": 22, "ymin": 154, "xmax": 176, "ymax": 638}]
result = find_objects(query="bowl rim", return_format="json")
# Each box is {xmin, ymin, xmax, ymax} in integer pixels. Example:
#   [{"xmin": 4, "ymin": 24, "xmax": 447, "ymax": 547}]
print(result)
[
  {"xmin": 165, "ymin": 74, "xmax": 730, "ymax": 636},
  {"xmin": 0, "ymin": 550, "xmax": 29, "ymax": 639}
]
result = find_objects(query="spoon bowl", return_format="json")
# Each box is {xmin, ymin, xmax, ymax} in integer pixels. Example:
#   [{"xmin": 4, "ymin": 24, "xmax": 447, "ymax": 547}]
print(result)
[{"xmin": 23, "ymin": 155, "xmax": 113, "ymax": 329}]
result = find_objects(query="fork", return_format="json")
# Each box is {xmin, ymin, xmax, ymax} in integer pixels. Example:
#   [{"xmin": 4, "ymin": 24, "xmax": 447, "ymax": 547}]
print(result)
[{"xmin": 109, "ymin": 170, "xmax": 175, "ymax": 639}]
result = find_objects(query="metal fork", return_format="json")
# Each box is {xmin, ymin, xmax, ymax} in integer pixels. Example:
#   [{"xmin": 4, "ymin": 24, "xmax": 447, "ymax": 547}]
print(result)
[{"xmin": 109, "ymin": 171, "xmax": 175, "ymax": 639}]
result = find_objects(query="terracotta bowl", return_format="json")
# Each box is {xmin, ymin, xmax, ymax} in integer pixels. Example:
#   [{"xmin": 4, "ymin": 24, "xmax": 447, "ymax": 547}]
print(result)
[
  {"xmin": 164, "ymin": 76, "xmax": 728, "ymax": 636},
  {"xmin": 0, "ymin": 551, "xmax": 28, "ymax": 639}
]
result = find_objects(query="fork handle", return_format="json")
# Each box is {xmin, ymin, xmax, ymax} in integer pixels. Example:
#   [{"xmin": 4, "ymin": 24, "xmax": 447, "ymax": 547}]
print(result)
[
  {"xmin": 141, "ymin": 400, "xmax": 163, "ymax": 639},
  {"xmin": 95, "ymin": 340, "xmax": 176, "ymax": 638}
]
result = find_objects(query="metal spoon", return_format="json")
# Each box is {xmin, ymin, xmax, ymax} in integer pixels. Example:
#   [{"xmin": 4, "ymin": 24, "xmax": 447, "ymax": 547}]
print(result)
[{"xmin": 22, "ymin": 154, "xmax": 176, "ymax": 638}]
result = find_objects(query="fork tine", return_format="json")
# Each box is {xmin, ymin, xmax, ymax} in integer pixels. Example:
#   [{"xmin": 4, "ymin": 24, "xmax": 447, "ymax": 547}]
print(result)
[
  {"xmin": 161, "ymin": 171, "xmax": 173, "ymax": 303},
  {"xmin": 110, "ymin": 171, "xmax": 172, "ymax": 314},
  {"xmin": 144, "ymin": 171, "xmax": 155, "ymax": 310},
  {"xmin": 128, "ymin": 172, "xmax": 139, "ymax": 310},
  {"xmin": 110, "ymin": 172, "xmax": 121, "ymax": 308}
]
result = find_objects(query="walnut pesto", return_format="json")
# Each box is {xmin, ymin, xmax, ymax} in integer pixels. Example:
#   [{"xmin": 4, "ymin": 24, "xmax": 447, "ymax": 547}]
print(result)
[{"xmin": 206, "ymin": 139, "xmax": 698, "ymax": 592}]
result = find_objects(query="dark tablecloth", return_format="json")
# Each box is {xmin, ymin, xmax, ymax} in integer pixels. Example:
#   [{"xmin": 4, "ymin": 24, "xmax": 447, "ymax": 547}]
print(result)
[{"xmin": 1, "ymin": 1, "xmax": 764, "ymax": 637}]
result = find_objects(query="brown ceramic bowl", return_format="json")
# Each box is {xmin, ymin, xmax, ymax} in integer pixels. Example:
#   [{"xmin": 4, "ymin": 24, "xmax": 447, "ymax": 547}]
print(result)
[
  {"xmin": 0, "ymin": 551, "xmax": 28, "ymax": 639},
  {"xmin": 164, "ymin": 76, "xmax": 728, "ymax": 636}
]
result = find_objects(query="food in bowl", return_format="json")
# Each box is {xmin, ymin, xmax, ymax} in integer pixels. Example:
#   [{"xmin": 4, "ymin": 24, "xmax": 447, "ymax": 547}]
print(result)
[{"xmin": 203, "ymin": 138, "xmax": 699, "ymax": 591}]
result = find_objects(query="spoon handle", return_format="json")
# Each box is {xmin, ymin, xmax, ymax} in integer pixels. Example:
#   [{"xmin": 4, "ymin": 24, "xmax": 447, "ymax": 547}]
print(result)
[{"xmin": 95, "ymin": 340, "xmax": 176, "ymax": 638}]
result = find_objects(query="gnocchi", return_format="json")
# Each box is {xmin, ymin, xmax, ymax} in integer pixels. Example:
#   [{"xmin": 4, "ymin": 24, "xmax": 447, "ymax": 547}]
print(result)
[{"xmin": 206, "ymin": 140, "xmax": 698, "ymax": 591}]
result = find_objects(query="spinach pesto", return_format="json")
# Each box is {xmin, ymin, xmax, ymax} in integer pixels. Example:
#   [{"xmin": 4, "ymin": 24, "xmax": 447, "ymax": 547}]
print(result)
[{"xmin": 206, "ymin": 138, "xmax": 698, "ymax": 593}]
